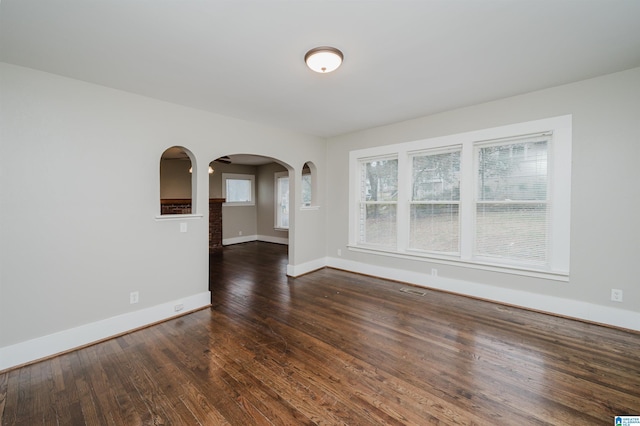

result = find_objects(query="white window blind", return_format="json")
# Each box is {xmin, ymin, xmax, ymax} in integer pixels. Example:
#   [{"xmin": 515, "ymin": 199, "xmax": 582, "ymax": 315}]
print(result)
[
  {"xmin": 409, "ymin": 148, "xmax": 461, "ymax": 254},
  {"xmin": 358, "ymin": 157, "xmax": 398, "ymax": 248},
  {"xmin": 475, "ymin": 136, "xmax": 549, "ymax": 265}
]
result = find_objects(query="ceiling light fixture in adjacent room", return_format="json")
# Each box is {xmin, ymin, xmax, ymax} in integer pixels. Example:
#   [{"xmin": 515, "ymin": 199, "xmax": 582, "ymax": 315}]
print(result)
[
  {"xmin": 188, "ymin": 166, "xmax": 214, "ymax": 174},
  {"xmin": 304, "ymin": 46, "xmax": 343, "ymax": 73}
]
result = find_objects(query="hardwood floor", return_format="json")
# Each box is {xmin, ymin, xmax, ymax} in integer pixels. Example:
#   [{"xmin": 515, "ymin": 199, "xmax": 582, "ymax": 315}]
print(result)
[{"xmin": 1, "ymin": 241, "xmax": 639, "ymax": 425}]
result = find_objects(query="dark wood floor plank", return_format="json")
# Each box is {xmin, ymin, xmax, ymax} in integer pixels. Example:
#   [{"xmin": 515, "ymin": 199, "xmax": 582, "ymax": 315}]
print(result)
[{"xmin": 2, "ymin": 241, "xmax": 640, "ymax": 425}]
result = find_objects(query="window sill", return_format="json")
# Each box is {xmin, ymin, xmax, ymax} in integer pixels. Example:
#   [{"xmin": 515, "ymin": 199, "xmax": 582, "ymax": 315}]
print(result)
[
  {"xmin": 347, "ymin": 245, "xmax": 569, "ymax": 282},
  {"xmin": 274, "ymin": 227, "xmax": 289, "ymax": 232},
  {"xmin": 223, "ymin": 202, "xmax": 255, "ymax": 207},
  {"xmin": 155, "ymin": 214, "xmax": 203, "ymax": 221},
  {"xmin": 300, "ymin": 205, "xmax": 320, "ymax": 211}
]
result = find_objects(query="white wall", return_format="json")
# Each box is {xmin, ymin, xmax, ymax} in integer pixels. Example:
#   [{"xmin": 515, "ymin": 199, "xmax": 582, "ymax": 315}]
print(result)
[
  {"xmin": 325, "ymin": 67, "xmax": 640, "ymax": 330},
  {"xmin": 0, "ymin": 63, "xmax": 327, "ymax": 369},
  {"xmin": 2, "ymin": 61, "xmax": 638, "ymax": 371}
]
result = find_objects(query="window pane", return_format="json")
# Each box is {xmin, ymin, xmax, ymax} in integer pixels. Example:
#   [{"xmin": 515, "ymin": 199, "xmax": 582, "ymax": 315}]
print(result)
[
  {"xmin": 361, "ymin": 158, "xmax": 398, "ymax": 201},
  {"xmin": 478, "ymin": 140, "xmax": 548, "ymax": 201},
  {"xmin": 412, "ymin": 151, "xmax": 460, "ymax": 201},
  {"xmin": 301, "ymin": 174, "xmax": 312, "ymax": 206},
  {"xmin": 277, "ymin": 176, "xmax": 289, "ymax": 228},
  {"xmin": 226, "ymin": 179, "xmax": 252, "ymax": 202},
  {"xmin": 409, "ymin": 204, "xmax": 459, "ymax": 253},
  {"xmin": 476, "ymin": 203, "xmax": 547, "ymax": 263},
  {"xmin": 359, "ymin": 204, "xmax": 397, "ymax": 247}
]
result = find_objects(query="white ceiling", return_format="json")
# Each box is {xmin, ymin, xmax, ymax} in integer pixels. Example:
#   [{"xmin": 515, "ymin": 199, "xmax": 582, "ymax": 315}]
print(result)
[{"xmin": 2, "ymin": 0, "xmax": 640, "ymax": 138}]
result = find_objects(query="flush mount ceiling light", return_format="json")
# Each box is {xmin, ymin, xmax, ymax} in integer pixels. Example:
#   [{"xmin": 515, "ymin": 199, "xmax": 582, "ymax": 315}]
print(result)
[{"xmin": 304, "ymin": 46, "xmax": 343, "ymax": 73}]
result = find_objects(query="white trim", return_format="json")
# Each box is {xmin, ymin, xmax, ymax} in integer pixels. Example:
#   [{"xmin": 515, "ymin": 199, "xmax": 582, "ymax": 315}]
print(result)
[
  {"xmin": 0, "ymin": 292, "xmax": 211, "ymax": 371},
  {"xmin": 223, "ymin": 234, "xmax": 258, "ymax": 245},
  {"xmin": 326, "ymin": 256, "xmax": 639, "ymax": 332},
  {"xmin": 155, "ymin": 214, "xmax": 203, "ymax": 220},
  {"xmin": 259, "ymin": 234, "xmax": 289, "ymax": 245},
  {"xmin": 222, "ymin": 234, "xmax": 289, "ymax": 246},
  {"xmin": 347, "ymin": 245, "xmax": 569, "ymax": 282},
  {"xmin": 287, "ymin": 257, "xmax": 328, "ymax": 277}
]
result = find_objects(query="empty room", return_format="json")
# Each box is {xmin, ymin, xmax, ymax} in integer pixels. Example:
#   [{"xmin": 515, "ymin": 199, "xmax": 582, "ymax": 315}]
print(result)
[{"xmin": 1, "ymin": 1, "xmax": 639, "ymax": 424}]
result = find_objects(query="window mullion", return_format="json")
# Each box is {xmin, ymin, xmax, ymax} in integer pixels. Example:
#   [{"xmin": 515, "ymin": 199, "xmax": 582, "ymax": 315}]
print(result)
[
  {"xmin": 396, "ymin": 151, "xmax": 409, "ymax": 251},
  {"xmin": 459, "ymin": 142, "xmax": 475, "ymax": 260}
]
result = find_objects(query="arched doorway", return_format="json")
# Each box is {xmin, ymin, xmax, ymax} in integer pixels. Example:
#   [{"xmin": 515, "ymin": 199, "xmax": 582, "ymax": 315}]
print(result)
[{"xmin": 207, "ymin": 154, "xmax": 294, "ymax": 299}]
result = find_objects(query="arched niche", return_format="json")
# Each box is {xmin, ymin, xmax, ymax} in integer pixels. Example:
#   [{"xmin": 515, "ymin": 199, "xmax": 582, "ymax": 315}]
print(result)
[
  {"xmin": 159, "ymin": 146, "xmax": 195, "ymax": 215},
  {"xmin": 301, "ymin": 161, "xmax": 317, "ymax": 207}
]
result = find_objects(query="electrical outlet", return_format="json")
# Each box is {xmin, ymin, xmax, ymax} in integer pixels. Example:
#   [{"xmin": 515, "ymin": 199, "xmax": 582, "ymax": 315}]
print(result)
[
  {"xmin": 239, "ymin": 231, "xmax": 243, "ymax": 236},
  {"xmin": 174, "ymin": 304, "xmax": 184, "ymax": 312},
  {"xmin": 130, "ymin": 291, "xmax": 139, "ymax": 304},
  {"xmin": 431, "ymin": 268, "xmax": 438, "ymax": 277},
  {"xmin": 611, "ymin": 289, "xmax": 623, "ymax": 303},
  {"xmin": 180, "ymin": 222, "xmax": 187, "ymax": 233},
  {"xmin": 337, "ymin": 249, "xmax": 342, "ymax": 256}
]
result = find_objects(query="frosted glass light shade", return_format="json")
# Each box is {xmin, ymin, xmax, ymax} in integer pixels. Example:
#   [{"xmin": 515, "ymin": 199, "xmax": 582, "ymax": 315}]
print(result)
[{"xmin": 305, "ymin": 47, "xmax": 343, "ymax": 73}]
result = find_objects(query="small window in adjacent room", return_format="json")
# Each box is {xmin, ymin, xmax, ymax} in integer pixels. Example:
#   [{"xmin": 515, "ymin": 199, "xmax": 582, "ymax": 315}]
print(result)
[
  {"xmin": 275, "ymin": 171, "xmax": 289, "ymax": 229},
  {"xmin": 222, "ymin": 173, "xmax": 255, "ymax": 206}
]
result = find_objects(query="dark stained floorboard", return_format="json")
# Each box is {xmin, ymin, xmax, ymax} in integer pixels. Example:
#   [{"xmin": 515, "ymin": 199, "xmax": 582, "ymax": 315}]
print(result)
[{"xmin": 1, "ymin": 241, "xmax": 639, "ymax": 424}]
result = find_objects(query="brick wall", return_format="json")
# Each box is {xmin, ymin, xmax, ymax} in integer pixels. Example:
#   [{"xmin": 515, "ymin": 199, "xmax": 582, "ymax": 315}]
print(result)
[
  {"xmin": 160, "ymin": 199, "xmax": 192, "ymax": 215},
  {"xmin": 209, "ymin": 198, "xmax": 225, "ymax": 251}
]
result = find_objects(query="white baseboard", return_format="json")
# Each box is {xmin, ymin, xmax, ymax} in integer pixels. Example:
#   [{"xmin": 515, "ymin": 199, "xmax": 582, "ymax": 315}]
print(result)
[
  {"xmin": 287, "ymin": 257, "xmax": 328, "ymax": 277},
  {"xmin": 222, "ymin": 234, "xmax": 289, "ymax": 246},
  {"xmin": 257, "ymin": 234, "xmax": 289, "ymax": 245},
  {"xmin": 223, "ymin": 234, "xmax": 258, "ymax": 245},
  {"xmin": 327, "ymin": 257, "xmax": 640, "ymax": 332},
  {"xmin": 0, "ymin": 292, "xmax": 211, "ymax": 371}
]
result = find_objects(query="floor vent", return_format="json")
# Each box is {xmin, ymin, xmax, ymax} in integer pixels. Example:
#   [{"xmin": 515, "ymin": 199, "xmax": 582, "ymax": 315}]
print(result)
[{"xmin": 400, "ymin": 287, "xmax": 427, "ymax": 296}]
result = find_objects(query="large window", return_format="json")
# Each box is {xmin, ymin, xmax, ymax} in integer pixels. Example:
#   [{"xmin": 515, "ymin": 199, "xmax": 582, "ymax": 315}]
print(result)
[
  {"xmin": 358, "ymin": 157, "xmax": 398, "ymax": 248},
  {"xmin": 475, "ymin": 136, "xmax": 548, "ymax": 265},
  {"xmin": 349, "ymin": 116, "xmax": 572, "ymax": 279},
  {"xmin": 410, "ymin": 148, "xmax": 460, "ymax": 254}
]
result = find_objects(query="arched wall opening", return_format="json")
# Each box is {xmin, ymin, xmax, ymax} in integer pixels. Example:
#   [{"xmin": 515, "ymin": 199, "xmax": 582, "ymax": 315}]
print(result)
[
  {"xmin": 301, "ymin": 161, "xmax": 318, "ymax": 208},
  {"xmin": 159, "ymin": 146, "xmax": 196, "ymax": 215},
  {"xmin": 206, "ymin": 154, "xmax": 293, "ymax": 250}
]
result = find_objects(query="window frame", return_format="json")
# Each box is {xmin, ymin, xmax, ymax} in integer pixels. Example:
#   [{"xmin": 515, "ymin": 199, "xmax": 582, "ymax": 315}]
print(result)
[
  {"xmin": 408, "ymin": 146, "xmax": 462, "ymax": 256},
  {"xmin": 356, "ymin": 155, "xmax": 399, "ymax": 249},
  {"xmin": 301, "ymin": 172, "xmax": 312, "ymax": 207},
  {"xmin": 348, "ymin": 115, "xmax": 572, "ymax": 281},
  {"xmin": 274, "ymin": 171, "xmax": 289, "ymax": 230},
  {"xmin": 222, "ymin": 173, "xmax": 255, "ymax": 206}
]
